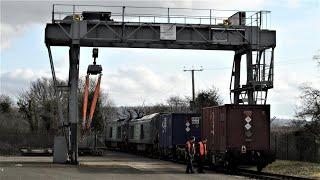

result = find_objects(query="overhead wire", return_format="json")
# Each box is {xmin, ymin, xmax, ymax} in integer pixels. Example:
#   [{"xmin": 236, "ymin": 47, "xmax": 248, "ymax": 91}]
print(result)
[{"xmin": 202, "ymin": 57, "xmax": 316, "ymax": 71}]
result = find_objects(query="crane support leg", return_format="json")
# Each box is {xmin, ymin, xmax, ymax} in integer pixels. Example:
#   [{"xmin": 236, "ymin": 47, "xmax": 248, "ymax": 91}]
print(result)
[
  {"xmin": 246, "ymin": 50, "xmax": 254, "ymax": 104},
  {"xmin": 233, "ymin": 53, "xmax": 241, "ymax": 104},
  {"xmin": 68, "ymin": 45, "xmax": 80, "ymax": 164}
]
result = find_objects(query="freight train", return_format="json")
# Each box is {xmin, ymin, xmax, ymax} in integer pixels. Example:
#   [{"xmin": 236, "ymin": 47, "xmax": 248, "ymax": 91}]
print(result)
[
  {"xmin": 105, "ymin": 105, "xmax": 275, "ymax": 171},
  {"xmin": 106, "ymin": 113, "xmax": 201, "ymax": 158}
]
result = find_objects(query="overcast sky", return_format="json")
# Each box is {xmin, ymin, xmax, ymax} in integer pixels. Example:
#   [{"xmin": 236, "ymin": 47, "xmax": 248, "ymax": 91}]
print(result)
[{"xmin": 1, "ymin": 0, "xmax": 319, "ymax": 119}]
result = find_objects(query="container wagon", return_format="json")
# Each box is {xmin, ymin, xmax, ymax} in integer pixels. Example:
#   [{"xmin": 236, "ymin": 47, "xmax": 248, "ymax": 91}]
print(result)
[
  {"xmin": 201, "ymin": 104, "xmax": 275, "ymax": 171},
  {"xmin": 157, "ymin": 113, "xmax": 201, "ymax": 159}
]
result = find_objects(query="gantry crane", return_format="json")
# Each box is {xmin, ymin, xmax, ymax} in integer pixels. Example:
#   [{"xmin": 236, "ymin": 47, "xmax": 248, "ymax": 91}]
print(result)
[{"xmin": 45, "ymin": 4, "xmax": 276, "ymax": 164}]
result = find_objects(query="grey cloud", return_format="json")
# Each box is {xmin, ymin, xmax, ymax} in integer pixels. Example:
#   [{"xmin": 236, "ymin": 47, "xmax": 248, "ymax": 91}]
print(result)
[
  {"xmin": 101, "ymin": 66, "xmax": 189, "ymax": 105},
  {"xmin": 1, "ymin": 0, "xmax": 266, "ymax": 49},
  {"xmin": 0, "ymin": 0, "xmax": 190, "ymax": 49},
  {"xmin": 0, "ymin": 69, "xmax": 35, "ymax": 98},
  {"xmin": 0, "ymin": 0, "xmax": 191, "ymax": 25}
]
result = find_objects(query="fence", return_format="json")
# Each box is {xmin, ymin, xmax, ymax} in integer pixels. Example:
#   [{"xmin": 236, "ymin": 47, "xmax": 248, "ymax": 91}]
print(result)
[
  {"xmin": 0, "ymin": 133, "xmax": 55, "ymax": 155},
  {"xmin": 52, "ymin": 4, "xmax": 271, "ymax": 29},
  {"xmin": 270, "ymin": 132, "xmax": 320, "ymax": 163},
  {"xmin": 0, "ymin": 131, "xmax": 108, "ymax": 155}
]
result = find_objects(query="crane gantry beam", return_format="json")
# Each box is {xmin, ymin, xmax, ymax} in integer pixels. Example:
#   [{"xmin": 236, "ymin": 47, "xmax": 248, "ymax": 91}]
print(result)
[{"xmin": 45, "ymin": 22, "xmax": 275, "ymax": 51}]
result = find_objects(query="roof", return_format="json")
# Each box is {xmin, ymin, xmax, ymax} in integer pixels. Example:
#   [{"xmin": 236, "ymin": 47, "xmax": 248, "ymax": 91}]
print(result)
[{"xmin": 132, "ymin": 113, "xmax": 159, "ymax": 122}]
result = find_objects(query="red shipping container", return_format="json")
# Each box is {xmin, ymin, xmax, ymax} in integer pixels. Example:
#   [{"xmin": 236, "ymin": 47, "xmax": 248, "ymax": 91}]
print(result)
[{"xmin": 201, "ymin": 104, "xmax": 270, "ymax": 153}]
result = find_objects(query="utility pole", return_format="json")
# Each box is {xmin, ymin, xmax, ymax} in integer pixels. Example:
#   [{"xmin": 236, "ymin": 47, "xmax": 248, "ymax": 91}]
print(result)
[
  {"xmin": 184, "ymin": 67, "xmax": 203, "ymax": 110},
  {"xmin": 313, "ymin": 50, "xmax": 320, "ymax": 64}
]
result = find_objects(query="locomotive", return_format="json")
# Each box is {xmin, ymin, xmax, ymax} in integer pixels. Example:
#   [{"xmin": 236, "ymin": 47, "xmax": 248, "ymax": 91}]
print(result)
[{"xmin": 105, "ymin": 105, "xmax": 275, "ymax": 171}]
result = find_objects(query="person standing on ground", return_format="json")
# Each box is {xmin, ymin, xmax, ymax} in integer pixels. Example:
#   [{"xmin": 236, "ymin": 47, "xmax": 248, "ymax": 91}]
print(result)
[
  {"xmin": 185, "ymin": 136, "xmax": 196, "ymax": 174},
  {"xmin": 197, "ymin": 138, "xmax": 207, "ymax": 173}
]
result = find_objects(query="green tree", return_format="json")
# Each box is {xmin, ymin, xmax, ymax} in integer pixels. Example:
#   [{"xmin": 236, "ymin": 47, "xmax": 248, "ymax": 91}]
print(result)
[
  {"xmin": 194, "ymin": 87, "xmax": 223, "ymax": 113},
  {"xmin": 0, "ymin": 95, "xmax": 13, "ymax": 113}
]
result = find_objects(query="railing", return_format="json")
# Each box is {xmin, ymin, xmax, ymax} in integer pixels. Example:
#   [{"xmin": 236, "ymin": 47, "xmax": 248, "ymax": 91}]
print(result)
[{"xmin": 51, "ymin": 4, "xmax": 272, "ymax": 29}]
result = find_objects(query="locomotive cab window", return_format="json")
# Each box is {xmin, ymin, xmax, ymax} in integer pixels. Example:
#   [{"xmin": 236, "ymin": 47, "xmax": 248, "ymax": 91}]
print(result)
[
  {"xmin": 117, "ymin": 126, "xmax": 121, "ymax": 139},
  {"xmin": 140, "ymin": 124, "xmax": 144, "ymax": 139},
  {"xmin": 129, "ymin": 126, "xmax": 134, "ymax": 139},
  {"xmin": 109, "ymin": 127, "xmax": 113, "ymax": 138}
]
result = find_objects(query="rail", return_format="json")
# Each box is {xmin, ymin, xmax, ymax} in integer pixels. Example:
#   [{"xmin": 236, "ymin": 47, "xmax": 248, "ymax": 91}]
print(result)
[
  {"xmin": 51, "ymin": 4, "xmax": 272, "ymax": 29},
  {"xmin": 237, "ymin": 169, "xmax": 314, "ymax": 180}
]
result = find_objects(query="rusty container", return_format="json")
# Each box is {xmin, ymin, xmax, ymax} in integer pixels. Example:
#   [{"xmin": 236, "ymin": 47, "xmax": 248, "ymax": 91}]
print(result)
[{"xmin": 201, "ymin": 104, "xmax": 270, "ymax": 152}]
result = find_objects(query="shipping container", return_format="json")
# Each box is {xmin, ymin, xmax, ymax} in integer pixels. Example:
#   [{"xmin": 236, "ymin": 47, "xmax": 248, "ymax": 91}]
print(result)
[
  {"xmin": 201, "ymin": 104, "xmax": 274, "ymax": 170},
  {"xmin": 157, "ymin": 113, "xmax": 200, "ymax": 158},
  {"xmin": 158, "ymin": 113, "xmax": 201, "ymax": 149}
]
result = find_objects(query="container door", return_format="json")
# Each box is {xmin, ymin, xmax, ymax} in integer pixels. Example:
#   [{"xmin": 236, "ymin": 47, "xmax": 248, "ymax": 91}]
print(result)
[
  {"xmin": 202, "ymin": 108, "xmax": 214, "ymax": 151},
  {"xmin": 167, "ymin": 115, "xmax": 173, "ymax": 148},
  {"xmin": 159, "ymin": 115, "xmax": 167, "ymax": 148},
  {"xmin": 172, "ymin": 114, "xmax": 189, "ymax": 146}
]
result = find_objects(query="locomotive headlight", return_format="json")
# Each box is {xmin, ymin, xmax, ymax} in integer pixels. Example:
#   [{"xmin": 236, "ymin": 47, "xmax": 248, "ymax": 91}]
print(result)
[
  {"xmin": 73, "ymin": 14, "xmax": 81, "ymax": 21},
  {"xmin": 241, "ymin": 145, "xmax": 246, "ymax": 153}
]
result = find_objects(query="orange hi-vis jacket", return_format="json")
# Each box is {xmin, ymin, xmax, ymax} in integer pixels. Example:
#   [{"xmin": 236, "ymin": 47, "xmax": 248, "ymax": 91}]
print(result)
[
  {"xmin": 186, "ymin": 141, "xmax": 195, "ymax": 155},
  {"xmin": 199, "ymin": 141, "xmax": 207, "ymax": 156}
]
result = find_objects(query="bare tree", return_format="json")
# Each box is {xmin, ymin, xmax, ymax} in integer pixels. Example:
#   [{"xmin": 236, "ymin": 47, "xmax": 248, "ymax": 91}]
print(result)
[
  {"xmin": 17, "ymin": 94, "xmax": 40, "ymax": 133},
  {"xmin": 296, "ymin": 85, "xmax": 320, "ymax": 137},
  {"xmin": 17, "ymin": 78, "xmax": 66, "ymax": 133},
  {"xmin": 166, "ymin": 96, "xmax": 189, "ymax": 113},
  {"xmin": 132, "ymin": 106, "xmax": 145, "ymax": 119},
  {"xmin": 296, "ymin": 85, "xmax": 320, "ymax": 121},
  {"xmin": 117, "ymin": 107, "xmax": 136, "ymax": 120},
  {"xmin": 144, "ymin": 103, "xmax": 170, "ymax": 114},
  {"xmin": 313, "ymin": 49, "xmax": 320, "ymax": 66}
]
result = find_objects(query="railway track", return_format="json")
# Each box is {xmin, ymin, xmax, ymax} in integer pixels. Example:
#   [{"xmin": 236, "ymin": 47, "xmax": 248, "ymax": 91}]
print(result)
[
  {"xmin": 165, "ymin": 158, "xmax": 314, "ymax": 180},
  {"xmin": 166, "ymin": 159, "xmax": 313, "ymax": 180},
  {"xmin": 236, "ymin": 169, "xmax": 314, "ymax": 180},
  {"xmin": 105, "ymin": 149, "xmax": 314, "ymax": 180}
]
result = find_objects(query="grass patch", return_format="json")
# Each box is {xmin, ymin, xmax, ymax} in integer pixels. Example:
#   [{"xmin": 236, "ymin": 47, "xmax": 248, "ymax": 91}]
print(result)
[{"xmin": 263, "ymin": 160, "xmax": 320, "ymax": 179}]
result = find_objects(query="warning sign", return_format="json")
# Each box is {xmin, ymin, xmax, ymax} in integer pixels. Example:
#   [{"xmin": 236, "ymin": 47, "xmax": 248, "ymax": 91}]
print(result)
[
  {"xmin": 191, "ymin": 117, "xmax": 200, "ymax": 125},
  {"xmin": 160, "ymin": 24, "xmax": 176, "ymax": 40}
]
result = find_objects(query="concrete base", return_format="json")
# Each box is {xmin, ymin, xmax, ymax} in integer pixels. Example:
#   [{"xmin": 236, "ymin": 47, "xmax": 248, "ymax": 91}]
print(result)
[{"xmin": 53, "ymin": 136, "xmax": 68, "ymax": 163}]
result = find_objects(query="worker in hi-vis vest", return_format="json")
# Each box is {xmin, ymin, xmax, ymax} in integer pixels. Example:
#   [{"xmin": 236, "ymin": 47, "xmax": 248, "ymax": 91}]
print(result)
[
  {"xmin": 185, "ymin": 136, "xmax": 196, "ymax": 174},
  {"xmin": 196, "ymin": 137, "xmax": 207, "ymax": 173}
]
